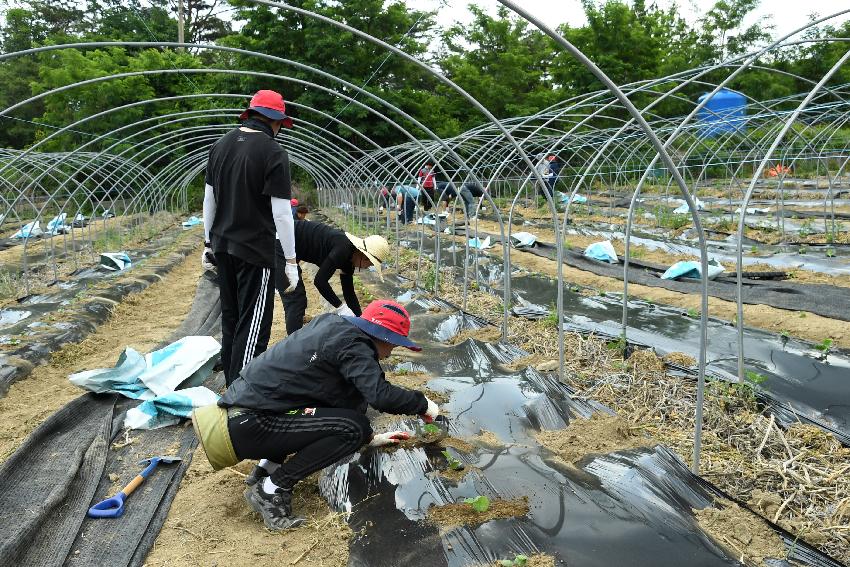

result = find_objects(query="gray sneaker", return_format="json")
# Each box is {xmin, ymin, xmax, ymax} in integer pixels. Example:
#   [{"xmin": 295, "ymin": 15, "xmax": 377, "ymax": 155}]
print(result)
[
  {"xmin": 244, "ymin": 464, "xmax": 269, "ymax": 486},
  {"xmin": 244, "ymin": 484, "xmax": 305, "ymax": 531}
]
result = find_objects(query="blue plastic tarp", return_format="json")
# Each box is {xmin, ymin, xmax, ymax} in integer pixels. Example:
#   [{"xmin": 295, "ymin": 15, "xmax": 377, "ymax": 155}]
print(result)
[
  {"xmin": 661, "ymin": 260, "xmax": 725, "ymax": 280},
  {"xmin": 69, "ymin": 336, "xmax": 221, "ymax": 429},
  {"xmin": 584, "ymin": 240, "xmax": 619, "ymax": 263}
]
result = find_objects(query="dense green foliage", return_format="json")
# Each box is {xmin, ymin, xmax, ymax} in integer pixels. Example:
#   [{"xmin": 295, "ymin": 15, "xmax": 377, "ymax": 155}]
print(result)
[{"xmin": 0, "ymin": 0, "xmax": 848, "ymax": 151}]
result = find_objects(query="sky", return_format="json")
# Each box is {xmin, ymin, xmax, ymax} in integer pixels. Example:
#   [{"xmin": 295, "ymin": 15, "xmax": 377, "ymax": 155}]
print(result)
[{"xmin": 405, "ymin": 0, "xmax": 850, "ymax": 43}]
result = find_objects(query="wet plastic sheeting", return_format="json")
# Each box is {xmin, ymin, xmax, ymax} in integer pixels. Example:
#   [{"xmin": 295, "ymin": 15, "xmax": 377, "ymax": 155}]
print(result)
[
  {"xmin": 326, "ymin": 349, "xmax": 752, "ymax": 567},
  {"xmin": 321, "ymin": 281, "xmax": 841, "ymax": 567},
  {"xmin": 390, "ymin": 233, "xmax": 848, "ymax": 442},
  {"xmin": 506, "ymin": 273, "xmax": 850, "ymax": 444}
]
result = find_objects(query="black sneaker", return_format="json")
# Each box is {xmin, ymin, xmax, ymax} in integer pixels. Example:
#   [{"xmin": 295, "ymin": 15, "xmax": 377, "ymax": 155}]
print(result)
[
  {"xmin": 244, "ymin": 484, "xmax": 305, "ymax": 531},
  {"xmin": 244, "ymin": 464, "xmax": 269, "ymax": 486}
]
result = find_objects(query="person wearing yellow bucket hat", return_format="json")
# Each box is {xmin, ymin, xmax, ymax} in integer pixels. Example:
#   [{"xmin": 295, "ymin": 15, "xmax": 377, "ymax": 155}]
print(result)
[{"xmin": 273, "ymin": 220, "xmax": 390, "ymax": 335}]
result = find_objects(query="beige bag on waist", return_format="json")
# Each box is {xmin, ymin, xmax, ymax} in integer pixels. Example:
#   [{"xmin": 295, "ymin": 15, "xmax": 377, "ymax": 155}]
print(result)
[{"xmin": 191, "ymin": 405, "xmax": 238, "ymax": 471}]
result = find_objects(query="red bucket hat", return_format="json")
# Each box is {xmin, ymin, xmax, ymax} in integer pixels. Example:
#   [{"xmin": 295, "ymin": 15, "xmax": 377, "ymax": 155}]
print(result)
[
  {"xmin": 239, "ymin": 90, "xmax": 293, "ymax": 128},
  {"xmin": 345, "ymin": 300, "xmax": 421, "ymax": 351}
]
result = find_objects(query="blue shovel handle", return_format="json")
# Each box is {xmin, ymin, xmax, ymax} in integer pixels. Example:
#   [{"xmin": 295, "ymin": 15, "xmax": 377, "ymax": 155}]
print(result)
[
  {"xmin": 87, "ymin": 457, "xmax": 163, "ymax": 519},
  {"xmin": 87, "ymin": 492, "xmax": 127, "ymax": 518}
]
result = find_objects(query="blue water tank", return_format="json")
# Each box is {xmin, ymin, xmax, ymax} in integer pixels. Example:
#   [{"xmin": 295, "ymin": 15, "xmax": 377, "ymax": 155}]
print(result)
[{"xmin": 697, "ymin": 88, "xmax": 746, "ymax": 138}]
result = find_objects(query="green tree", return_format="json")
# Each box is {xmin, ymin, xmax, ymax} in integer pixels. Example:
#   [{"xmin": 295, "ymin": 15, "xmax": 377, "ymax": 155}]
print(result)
[
  {"xmin": 222, "ymin": 0, "xmax": 438, "ymax": 145},
  {"xmin": 83, "ymin": 0, "xmax": 178, "ymax": 43},
  {"xmin": 698, "ymin": 0, "xmax": 773, "ymax": 61},
  {"xmin": 438, "ymin": 5, "xmax": 559, "ymax": 131}
]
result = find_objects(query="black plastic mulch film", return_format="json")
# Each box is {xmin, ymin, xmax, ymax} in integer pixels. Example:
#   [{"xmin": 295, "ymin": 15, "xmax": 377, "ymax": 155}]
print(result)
[
  {"xmin": 0, "ymin": 227, "xmax": 201, "ymax": 395},
  {"xmin": 317, "ymin": 278, "xmax": 842, "ymax": 567},
  {"xmin": 0, "ymin": 268, "xmax": 219, "ymax": 567},
  {"xmin": 0, "ymin": 218, "xmax": 844, "ymax": 567},
  {"xmin": 419, "ymin": 231, "xmax": 850, "ymax": 446}
]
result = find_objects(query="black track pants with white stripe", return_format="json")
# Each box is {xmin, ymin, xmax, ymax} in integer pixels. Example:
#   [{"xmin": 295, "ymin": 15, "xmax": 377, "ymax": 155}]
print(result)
[
  {"xmin": 228, "ymin": 408, "xmax": 372, "ymax": 489},
  {"xmin": 215, "ymin": 252, "xmax": 275, "ymax": 386}
]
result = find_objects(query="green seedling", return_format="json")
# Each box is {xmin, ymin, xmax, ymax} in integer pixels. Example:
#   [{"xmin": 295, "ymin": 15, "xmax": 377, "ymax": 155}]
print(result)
[
  {"xmin": 606, "ymin": 336, "xmax": 627, "ymax": 356},
  {"xmin": 499, "ymin": 555, "xmax": 529, "ymax": 567},
  {"xmin": 813, "ymin": 338, "xmax": 833, "ymax": 357},
  {"xmin": 826, "ymin": 247, "xmax": 836, "ymax": 258},
  {"xmin": 685, "ymin": 307, "xmax": 699, "ymax": 318},
  {"xmin": 441, "ymin": 450, "xmax": 464, "ymax": 471},
  {"xmin": 744, "ymin": 370, "xmax": 768, "ymax": 385},
  {"xmin": 423, "ymin": 423, "xmax": 441, "ymax": 435},
  {"xmin": 464, "ymin": 495, "xmax": 490, "ymax": 513}
]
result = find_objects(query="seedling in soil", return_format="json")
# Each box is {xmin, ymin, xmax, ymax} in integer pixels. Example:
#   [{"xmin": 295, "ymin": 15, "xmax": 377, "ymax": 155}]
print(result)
[
  {"xmin": 441, "ymin": 450, "xmax": 465, "ymax": 471},
  {"xmin": 744, "ymin": 370, "xmax": 768, "ymax": 386},
  {"xmin": 826, "ymin": 247, "xmax": 836, "ymax": 258},
  {"xmin": 423, "ymin": 423, "xmax": 441, "ymax": 435},
  {"xmin": 685, "ymin": 307, "xmax": 699, "ymax": 318},
  {"xmin": 499, "ymin": 555, "xmax": 528, "ymax": 567},
  {"xmin": 543, "ymin": 309, "xmax": 559, "ymax": 329},
  {"xmin": 606, "ymin": 335, "xmax": 627, "ymax": 356},
  {"xmin": 464, "ymin": 495, "xmax": 490, "ymax": 513},
  {"xmin": 813, "ymin": 338, "xmax": 832, "ymax": 358}
]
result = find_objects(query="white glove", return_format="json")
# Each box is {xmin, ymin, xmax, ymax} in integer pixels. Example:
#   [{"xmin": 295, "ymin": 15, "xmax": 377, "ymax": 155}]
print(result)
[
  {"xmin": 422, "ymin": 396, "xmax": 440, "ymax": 423},
  {"xmin": 201, "ymin": 243, "xmax": 216, "ymax": 272},
  {"xmin": 336, "ymin": 304, "xmax": 355, "ymax": 317},
  {"xmin": 283, "ymin": 262, "xmax": 299, "ymax": 293},
  {"xmin": 369, "ymin": 430, "xmax": 411, "ymax": 447}
]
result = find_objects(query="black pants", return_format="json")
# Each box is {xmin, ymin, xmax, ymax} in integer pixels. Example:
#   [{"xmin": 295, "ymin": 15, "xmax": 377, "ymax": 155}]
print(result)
[
  {"xmin": 273, "ymin": 263, "xmax": 308, "ymax": 335},
  {"xmin": 420, "ymin": 187, "xmax": 436, "ymax": 211},
  {"xmin": 215, "ymin": 252, "xmax": 275, "ymax": 386},
  {"xmin": 228, "ymin": 408, "xmax": 372, "ymax": 490}
]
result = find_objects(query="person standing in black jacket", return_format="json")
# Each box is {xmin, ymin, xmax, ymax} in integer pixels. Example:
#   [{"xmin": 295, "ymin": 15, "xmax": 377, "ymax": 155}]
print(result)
[
  {"xmin": 202, "ymin": 90, "xmax": 300, "ymax": 386},
  {"xmin": 274, "ymin": 221, "xmax": 390, "ymax": 335},
  {"xmin": 219, "ymin": 300, "xmax": 440, "ymax": 530}
]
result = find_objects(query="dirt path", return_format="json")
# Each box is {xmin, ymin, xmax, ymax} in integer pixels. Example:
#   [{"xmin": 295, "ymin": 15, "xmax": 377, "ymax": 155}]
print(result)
[{"xmin": 0, "ymin": 249, "xmax": 204, "ymax": 463}]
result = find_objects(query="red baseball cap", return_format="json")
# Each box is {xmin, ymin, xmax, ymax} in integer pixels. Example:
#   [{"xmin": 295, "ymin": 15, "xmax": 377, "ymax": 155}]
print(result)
[
  {"xmin": 345, "ymin": 300, "xmax": 421, "ymax": 351},
  {"xmin": 239, "ymin": 90, "xmax": 293, "ymax": 128}
]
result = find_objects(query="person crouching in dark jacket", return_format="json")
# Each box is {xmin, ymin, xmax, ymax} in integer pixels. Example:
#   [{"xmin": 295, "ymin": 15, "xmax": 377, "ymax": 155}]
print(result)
[{"xmin": 218, "ymin": 300, "xmax": 440, "ymax": 530}]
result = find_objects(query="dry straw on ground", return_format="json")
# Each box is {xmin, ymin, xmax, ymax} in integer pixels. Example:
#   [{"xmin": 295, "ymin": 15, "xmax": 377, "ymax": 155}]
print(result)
[{"xmin": 398, "ymin": 252, "xmax": 850, "ymax": 563}]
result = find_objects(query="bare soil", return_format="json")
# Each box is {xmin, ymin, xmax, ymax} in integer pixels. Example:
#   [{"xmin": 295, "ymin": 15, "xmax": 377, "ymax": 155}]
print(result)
[
  {"xmin": 144, "ymin": 458, "xmax": 351, "ymax": 567},
  {"xmin": 427, "ymin": 497, "xmax": 529, "ymax": 528},
  {"xmin": 385, "ymin": 369, "xmax": 449, "ymax": 404},
  {"xmin": 535, "ymin": 413, "xmax": 652, "ymax": 465},
  {"xmin": 449, "ymin": 325, "xmax": 504, "ymax": 345},
  {"xmin": 694, "ymin": 498, "xmax": 788, "ymax": 566}
]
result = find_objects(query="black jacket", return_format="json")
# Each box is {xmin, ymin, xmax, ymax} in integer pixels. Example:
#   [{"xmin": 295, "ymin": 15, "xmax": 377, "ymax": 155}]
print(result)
[
  {"xmin": 219, "ymin": 313, "xmax": 427, "ymax": 415},
  {"xmin": 275, "ymin": 220, "xmax": 361, "ymax": 314}
]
